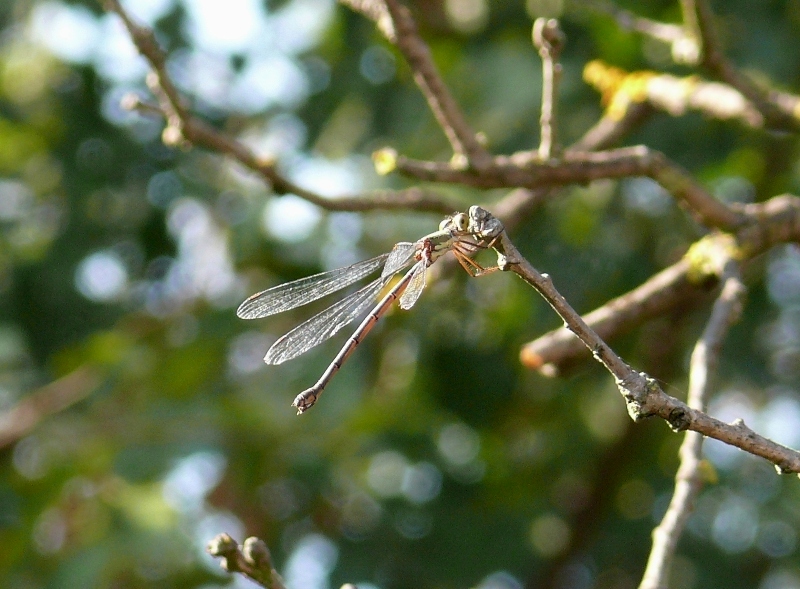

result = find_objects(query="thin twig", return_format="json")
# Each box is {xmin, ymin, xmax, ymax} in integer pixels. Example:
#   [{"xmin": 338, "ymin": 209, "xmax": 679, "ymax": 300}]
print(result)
[
  {"xmin": 532, "ymin": 18, "xmax": 565, "ymax": 160},
  {"xmin": 581, "ymin": 61, "xmax": 764, "ymax": 129},
  {"xmin": 520, "ymin": 194, "xmax": 800, "ymax": 372},
  {"xmin": 467, "ymin": 206, "xmax": 800, "ymax": 474},
  {"xmin": 207, "ymin": 534, "xmax": 286, "ymax": 589},
  {"xmin": 638, "ymin": 261, "xmax": 745, "ymax": 589},
  {"xmin": 376, "ymin": 0, "xmax": 492, "ymax": 170},
  {"xmin": 589, "ymin": 0, "xmax": 800, "ymax": 131},
  {"xmin": 585, "ymin": 0, "xmax": 685, "ymax": 44},
  {"xmin": 519, "ymin": 257, "xmax": 696, "ymax": 372},
  {"xmin": 0, "ymin": 366, "xmax": 101, "ymax": 450},
  {"xmin": 103, "ymin": 4, "xmax": 464, "ymax": 215}
]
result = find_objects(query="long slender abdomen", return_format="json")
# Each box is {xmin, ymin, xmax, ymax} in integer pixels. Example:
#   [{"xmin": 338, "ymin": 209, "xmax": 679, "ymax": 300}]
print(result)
[{"xmin": 292, "ymin": 264, "xmax": 420, "ymax": 413}]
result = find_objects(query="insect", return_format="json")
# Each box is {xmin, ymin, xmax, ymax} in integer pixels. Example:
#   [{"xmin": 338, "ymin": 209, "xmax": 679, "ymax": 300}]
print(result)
[{"xmin": 237, "ymin": 211, "xmax": 495, "ymax": 413}]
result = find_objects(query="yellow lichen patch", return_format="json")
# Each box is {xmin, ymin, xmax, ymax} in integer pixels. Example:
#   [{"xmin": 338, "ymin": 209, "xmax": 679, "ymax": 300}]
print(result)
[
  {"xmin": 583, "ymin": 60, "xmax": 659, "ymax": 120},
  {"xmin": 684, "ymin": 233, "xmax": 743, "ymax": 283},
  {"xmin": 372, "ymin": 147, "xmax": 398, "ymax": 176}
]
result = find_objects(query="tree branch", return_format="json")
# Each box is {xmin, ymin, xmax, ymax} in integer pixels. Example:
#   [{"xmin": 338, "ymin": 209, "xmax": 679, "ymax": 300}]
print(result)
[
  {"xmin": 0, "ymin": 366, "xmax": 100, "ymax": 450},
  {"xmin": 588, "ymin": 0, "xmax": 800, "ymax": 131},
  {"xmin": 582, "ymin": 61, "xmax": 765, "ymax": 129},
  {"xmin": 466, "ymin": 205, "xmax": 800, "ymax": 474},
  {"xmin": 520, "ymin": 194, "xmax": 800, "ymax": 372},
  {"xmin": 533, "ymin": 18, "xmax": 565, "ymax": 160},
  {"xmin": 352, "ymin": 0, "xmax": 492, "ymax": 169},
  {"xmin": 638, "ymin": 261, "xmax": 745, "ymax": 589},
  {"xmin": 519, "ymin": 257, "xmax": 696, "ymax": 373},
  {"xmin": 392, "ymin": 146, "xmax": 745, "ymax": 230},
  {"xmin": 104, "ymin": 1, "xmax": 462, "ymax": 215},
  {"xmin": 689, "ymin": 0, "xmax": 800, "ymax": 131}
]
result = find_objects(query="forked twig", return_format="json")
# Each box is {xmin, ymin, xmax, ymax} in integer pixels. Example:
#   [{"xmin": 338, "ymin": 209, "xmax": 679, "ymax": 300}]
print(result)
[
  {"xmin": 344, "ymin": 0, "xmax": 491, "ymax": 169},
  {"xmin": 466, "ymin": 206, "xmax": 800, "ymax": 474},
  {"xmin": 519, "ymin": 194, "xmax": 800, "ymax": 372},
  {"xmin": 587, "ymin": 0, "xmax": 800, "ymax": 131},
  {"xmin": 102, "ymin": 0, "xmax": 461, "ymax": 215}
]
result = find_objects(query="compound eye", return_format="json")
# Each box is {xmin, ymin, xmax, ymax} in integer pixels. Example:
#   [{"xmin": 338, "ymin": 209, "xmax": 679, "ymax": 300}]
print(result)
[{"xmin": 453, "ymin": 213, "xmax": 468, "ymax": 231}]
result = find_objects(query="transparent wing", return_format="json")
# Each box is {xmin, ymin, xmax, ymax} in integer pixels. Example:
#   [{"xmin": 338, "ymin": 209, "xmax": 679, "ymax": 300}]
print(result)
[
  {"xmin": 381, "ymin": 242, "xmax": 416, "ymax": 279},
  {"xmin": 399, "ymin": 262, "xmax": 426, "ymax": 310},
  {"xmin": 237, "ymin": 253, "xmax": 389, "ymax": 319},
  {"xmin": 265, "ymin": 276, "xmax": 388, "ymax": 364}
]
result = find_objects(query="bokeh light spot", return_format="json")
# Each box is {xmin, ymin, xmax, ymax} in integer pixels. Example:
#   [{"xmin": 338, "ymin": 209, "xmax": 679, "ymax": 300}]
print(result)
[
  {"xmin": 75, "ymin": 250, "xmax": 129, "ymax": 302},
  {"xmin": 530, "ymin": 513, "xmax": 570, "ymax": 557},
  {"xmin": 262, "ymin": 195, "xmax": 321, "ymax": 243},
  {"xmin": 360, "ymin": 45, "xmax": 396, "ymax": 85}
]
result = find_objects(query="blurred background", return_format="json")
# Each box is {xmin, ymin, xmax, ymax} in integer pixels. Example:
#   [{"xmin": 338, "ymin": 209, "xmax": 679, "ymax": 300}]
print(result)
[{"xmin": 2, "ymin": 0, "xmax": 800, "ymax": 588}]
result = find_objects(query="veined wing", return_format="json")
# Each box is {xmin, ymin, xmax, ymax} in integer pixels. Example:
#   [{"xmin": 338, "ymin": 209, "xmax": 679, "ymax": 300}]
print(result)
[
  {"xmin": 265, "ymin": 275, "xmax": 388, "ymax": 364},
  {"xmin": 399, "ymin": 261, "xmax": 426, "ymax": 310},
  {"xmin": 237, "ymin": 253, "xmax": 389, "ymax": 319},
  {"xmin": 381, "ymin": 242, "xmax": 416, "ymax": 279}
]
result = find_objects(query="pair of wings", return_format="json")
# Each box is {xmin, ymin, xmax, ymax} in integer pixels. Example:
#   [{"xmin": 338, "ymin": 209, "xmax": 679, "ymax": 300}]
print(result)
[{"xmin": 236, "ymin": 242, "xmax": 426, "ymax": 365}]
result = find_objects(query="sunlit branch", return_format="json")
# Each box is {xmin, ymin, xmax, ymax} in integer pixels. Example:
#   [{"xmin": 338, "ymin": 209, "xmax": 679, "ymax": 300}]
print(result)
[
  {"xmin": 467, "ymin": 205, "xmax": 800, "ymax": 474},
  {"xmin": 520, "ymin": 194, "xmax": 800, "ymax": 372},
  {"xmin": 588, "ymin": 0, "xmax": 800, "ymax": 131},
  {"xmin": 393, "ymin": 147, "xmax": 744, "ymax": 230},
  {"xmin": 638, "ymin": 261, "xmax": 745, "ymax": 589},
  {"xmin": 582, "ymin": 61, "xmax": 765, "ymax": 129},
  {"xmin": 532, "ymin": 18, "xmax": 565, "ymax": 160},
  {"xmin": 105, "ymin": 1, "xmax": 461, "ymax": 215},
  {"xmin": 367, "ymin": 0, "xmax": 492, "ymax": 170}
]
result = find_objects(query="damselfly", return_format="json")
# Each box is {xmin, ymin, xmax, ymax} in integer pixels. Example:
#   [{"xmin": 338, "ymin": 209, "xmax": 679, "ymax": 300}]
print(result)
[{"xmin": 237, "ymin": 211, "xmax": 494, "ymax": 413}]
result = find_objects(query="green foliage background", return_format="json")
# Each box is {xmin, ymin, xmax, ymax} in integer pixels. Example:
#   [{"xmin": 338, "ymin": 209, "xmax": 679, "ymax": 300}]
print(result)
[{"xmin": 1, "ymin": 1, "xmax": 800, "ymax": 588}]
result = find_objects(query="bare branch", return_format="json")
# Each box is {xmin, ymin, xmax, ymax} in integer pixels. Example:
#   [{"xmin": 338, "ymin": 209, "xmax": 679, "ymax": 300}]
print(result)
[
  {"xmin": 105, "ymin": 2, "xmax": 462, "ymax": 215},
  {"xmin": 353, "ymin": 0, "xmax": 492, "ymax": 169},
  {"xmin": 520, "ymin": 194, "xmax": 800, "ymax": 372},
  {"xmin": 207, "ymin": 534, "xmax": 286, "ymax": 589},
  {"xmin": 519, "ymin": 257, "xmax": 695, "ymax": 373},
  {"xmin": 393, "ymin": 147, "xmax": 745, "ymax": 230},
  {"xmin": 532, "ymin": 18, "xmax": 565, "ymax": 159},
  {"xmin": 639, "ymin": 262, "xmax": 745, "ymax": 589},
  {"xmin": 588, "ymin": 0, "xmax": 800, "ymax": 131},
  {"xmin": 689, "ymin": 0, "xmax": 800, "ymax": 130},
  {"xmin": 582, "ymin": 61, "xmax": 764, "ymax": 129},
  {"xmin": 0, "ymin": 367, "xmax": 100, "ymax": 450},
  {"xmin": 467, "ymin": 206, "xmax": 800, "ymax": 474},
  {"xmin": 494, "ymin": 91, "xmax": 656, "ymax": 230}
]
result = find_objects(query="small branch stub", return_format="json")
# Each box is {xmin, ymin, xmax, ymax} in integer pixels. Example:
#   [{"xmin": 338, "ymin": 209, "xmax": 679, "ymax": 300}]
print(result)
[{"xmin": 533, "ymin": 18, "xmax": 565, "ymax": 160}]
